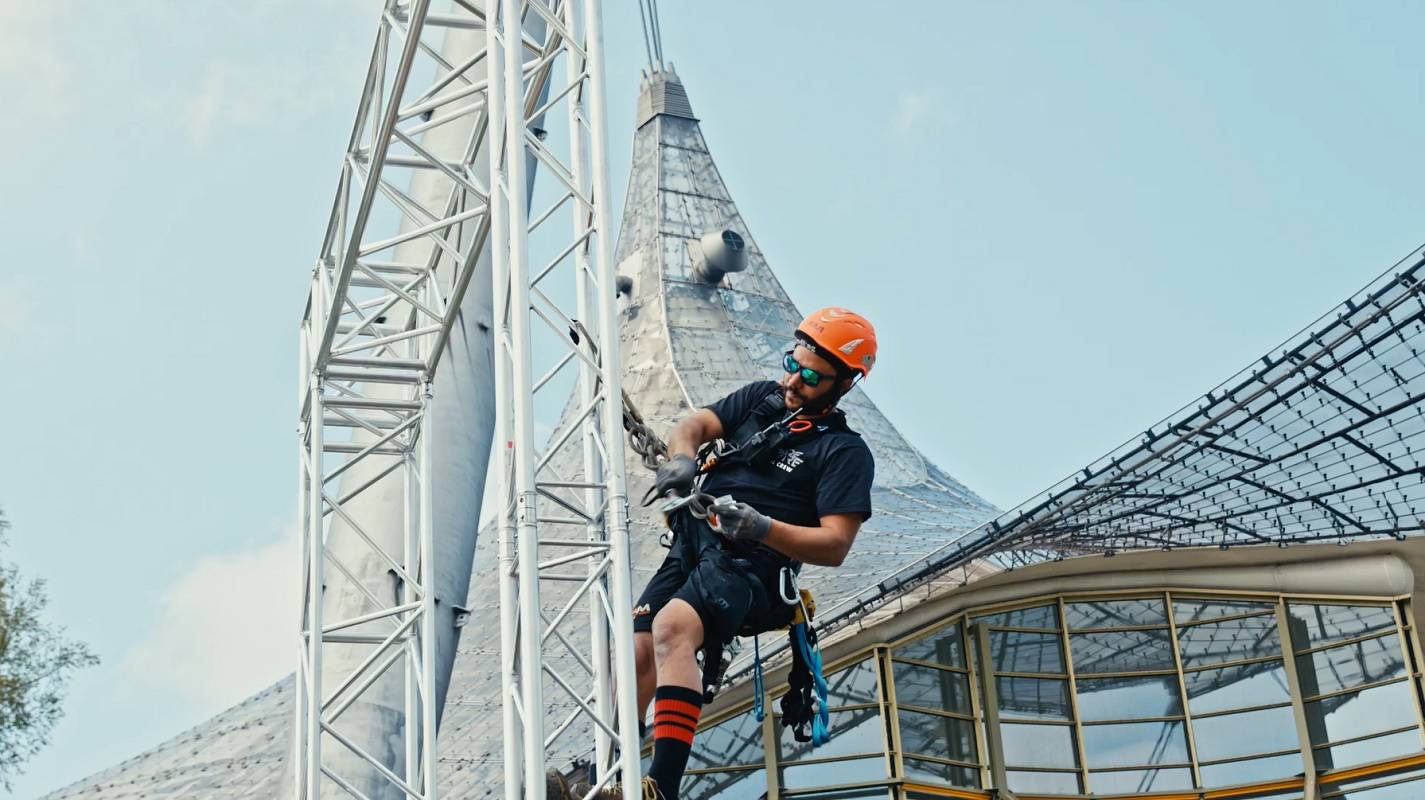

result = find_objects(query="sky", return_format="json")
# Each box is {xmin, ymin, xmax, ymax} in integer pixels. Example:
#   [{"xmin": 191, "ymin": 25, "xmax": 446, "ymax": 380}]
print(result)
[{"xmin": 2, "ymin": 1, "xmax": 1424, "ymax": 796}]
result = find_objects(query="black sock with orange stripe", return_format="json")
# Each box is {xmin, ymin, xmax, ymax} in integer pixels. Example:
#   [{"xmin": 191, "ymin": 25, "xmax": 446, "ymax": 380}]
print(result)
[{"xmin": 648, "ymin": 685, "xmax": 703, "ymax": 799}]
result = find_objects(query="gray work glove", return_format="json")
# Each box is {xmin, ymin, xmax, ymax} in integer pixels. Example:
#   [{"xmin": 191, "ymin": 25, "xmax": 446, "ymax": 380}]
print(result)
[
  {"xmin": 653, "ymin": 454, "xmax": 698, "ymax": 498},
  {"xmin": 709, "ymin": 499, "xmax": 772, "ymax": 544}
]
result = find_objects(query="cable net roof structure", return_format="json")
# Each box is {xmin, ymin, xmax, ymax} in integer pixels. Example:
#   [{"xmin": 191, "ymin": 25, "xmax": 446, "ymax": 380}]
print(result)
[{"xmin": 999, "ymin": 249, "xmax": 1425, "ymax": 555}]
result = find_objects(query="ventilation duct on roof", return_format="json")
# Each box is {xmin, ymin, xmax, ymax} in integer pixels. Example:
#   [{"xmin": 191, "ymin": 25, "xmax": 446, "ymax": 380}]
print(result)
[{"xmin": 691, "ymin": 229, "xmax": 747, "ymax": 284}]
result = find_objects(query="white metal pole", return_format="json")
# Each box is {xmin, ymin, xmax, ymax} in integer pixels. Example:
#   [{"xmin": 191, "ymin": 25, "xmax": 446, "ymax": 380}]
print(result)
[
  {"xmin": 488, "ymin": 6, "xmax": 524, "ymax": 796},
  {"xmin": 563, "ymin": 0, "xmax": 615, "ymax": 777},
  {"xmin": 417, "ymin": 379, "xmax": 438, "ymax": 799},
  {"xmin": 295, "ymin": 321, "xmax": 312, "ymax": 800},
  {"xmin": 403, "ymin": 445, "xmax": 418, "ymax": 792},
  {"xmin": 306, "ymin": 368, "xmax": 326, "ymax": 800},
  {"xmin": 404, "ymin": 280, "xmax": 420, "ymax": 789},
  {"xmin": 502, "ymin": 0, "xmax": 548, "ymax": 794},
  {"xmin": 582, "ymin": 0, "xmax": 644, "ymax": 791}
]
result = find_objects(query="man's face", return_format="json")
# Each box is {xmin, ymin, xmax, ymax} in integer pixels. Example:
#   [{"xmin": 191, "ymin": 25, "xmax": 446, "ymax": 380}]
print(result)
[{"xmin": 781, "ymin": 344, "xmax": 846, "ymax": 412}]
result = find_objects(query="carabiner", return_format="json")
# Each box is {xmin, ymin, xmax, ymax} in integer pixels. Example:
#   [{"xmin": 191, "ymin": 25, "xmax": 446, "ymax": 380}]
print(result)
[{"xmin": 779, "ymin": 566, "xmax": 800, "ymax": 606}]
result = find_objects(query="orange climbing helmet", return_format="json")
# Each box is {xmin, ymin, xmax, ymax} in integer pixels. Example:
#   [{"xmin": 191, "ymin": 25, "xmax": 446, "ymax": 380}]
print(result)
[{"xmin": 795, "ymin": 307, "xmax": 877, "ymax": 378}]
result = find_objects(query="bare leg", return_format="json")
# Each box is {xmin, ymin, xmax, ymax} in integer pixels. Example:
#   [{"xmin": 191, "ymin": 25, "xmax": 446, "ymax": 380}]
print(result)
[
  {"xmin": 651, "ymin": 599, "xmax": 704, "ymax": 690},
  {"xmin": 647, "ymin": 599, "xmax": 706, "ymax": 799},
  {"xmin": 635, "ymin": 631, "xmax": 657, "ymax": 725}
]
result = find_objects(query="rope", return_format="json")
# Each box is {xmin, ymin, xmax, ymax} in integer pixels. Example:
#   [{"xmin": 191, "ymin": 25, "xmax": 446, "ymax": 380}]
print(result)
[
  {"xmin": 752, "ymin": 635, "xmax": 765, "ymax": 722},
  {"xmin": 634, "ymin": 0, "xmax": 657, "ymax": 73},
  {"xmin": 635, "ymin": 0, "xmax": 664, "ymax": 72},
  {"xmin": 648, "ymin": 0, "xmax": 665, "ymax": 66},
  {"xmin": 791, "ymin": 622, "xmax": 830, "ymax": 746}
]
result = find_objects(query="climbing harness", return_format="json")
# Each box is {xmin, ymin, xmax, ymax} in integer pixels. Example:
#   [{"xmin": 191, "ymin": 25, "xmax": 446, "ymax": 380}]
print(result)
[{"xmin": 622, "ymin": 386, "xmax": 832, "ymax": 741}]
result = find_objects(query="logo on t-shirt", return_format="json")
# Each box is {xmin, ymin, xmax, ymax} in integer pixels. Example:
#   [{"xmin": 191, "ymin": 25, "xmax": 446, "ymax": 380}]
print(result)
[{"xmin": 774, "ymin": 448, "xmax": 805, "ymax": 473}]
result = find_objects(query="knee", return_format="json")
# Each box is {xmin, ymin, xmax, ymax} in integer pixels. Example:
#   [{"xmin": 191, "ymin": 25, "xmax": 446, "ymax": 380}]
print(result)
[{"xmin": 651, "ymin": 604, "xmax": 702, "ymax": 661}]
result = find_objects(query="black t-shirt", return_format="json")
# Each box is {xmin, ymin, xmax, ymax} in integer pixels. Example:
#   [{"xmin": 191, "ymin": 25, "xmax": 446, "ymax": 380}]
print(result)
[{"xmin": 700, "ymin": 380, "xmax": 875, "ymax": 530}]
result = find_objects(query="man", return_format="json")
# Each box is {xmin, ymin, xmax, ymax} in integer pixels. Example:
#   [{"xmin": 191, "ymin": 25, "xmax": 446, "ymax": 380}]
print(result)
[{"xmin": 563, "ymin": 308, "xmax": 878, "ymax": 800}]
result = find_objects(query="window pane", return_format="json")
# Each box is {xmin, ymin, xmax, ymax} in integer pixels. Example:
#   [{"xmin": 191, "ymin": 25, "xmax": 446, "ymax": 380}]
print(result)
[
  {"xmin": 683, "ymin": 769, "xmax": 767, "ymax": 800},
  {"xmin": 1077, "ymin": 675, "xmax": 1182, "ymax": 721},
  {"xmin": 1296, "ymin": 634, "xmax": 1408, "ymax": 698},
  {"xmin": 1329, "ymin": 776, "xmax": 1425, "ymax": 799},
  {"xmin": 826, "ymin": 659, "xmax": 881, "ymax": 707},
  {"xmin": 1287, "ymin": 603, "xmax": 1396, "ymax": 650},
  {"xmin": 898, "ymin": 708, "xmax": 978, "ymax": 764},
  {"xmin": 1305, "ymin": 680, "xmax": 1418, "ymax": 745},
  {"xmin": 1006, "ymin": 770, "xmax": 1080, "ymax": 794},
  {"xmin": 1192, "ymin": 705, "xmax": 1299, "ymax": 762},
  {"xmin": 991, "ymin": 631, "xmax": 1064, "ymax": 674},
  {"xmin": 898, "ymin": 622, "xmax": 965, "ymax": 668},
  {"xmin": 1178, "ymin": 613, "xmax": 1282, "ymax": 668},
  {"xmin": 780, "ymin": 756, "xmax": 884, "ymax": 789},
  {"xmin": 903, "ymin": 757, "xmax": 980, "ymax": 789},
  {"xmin": 1198, "ymin": 752, "xmax": 1304, "ymax": 787},
  {"xmin": 1090, "ymin": 767, "xmax": 1193, "ymax": 794},
  {"xmin": 689, "ymin": 710, "xmax": 763, "ymax": 769},
  {"xmin": 1174, "ymin": 598, "xmax": 1275, "ymax": 625},
  {"xmin": 1185, "ymin": 661, "xmax": 1291, "ymax": 714},
  {"xmin": 893, "ymin": 662, "xmax": 970, "ymax": 714},
  {"xmin": 790, "ymin": 791, "xmax": 890, "ymax": 800},
  {"xmin": 976, "ymin": 604, "xmax": 1059, "ymax": 630},
  {"xmin": 1071, "ymin": 630, "xmax": 1176, "ymax": 674},
  {"xmin": 1001, "ymin": 722, "xmax": 1078, "ymax": 769},
  {"xmin": 779, "ymin": 707, "xmax": 885, "ymax": 763},
  {"xmin": 1066, "ymin": 598, "xmax": 1167, "ymax": 629},
  {"xmin": 1319, "ymin": 728, "xmax": 1424, "ymax": 771},
  {"xmin": 997, "ymin": 676, "xmax": 1070, "ymax": 721},
  {"xmin": 1081, "ymin": 720, "xmax": 1189, "ymax": 768}
]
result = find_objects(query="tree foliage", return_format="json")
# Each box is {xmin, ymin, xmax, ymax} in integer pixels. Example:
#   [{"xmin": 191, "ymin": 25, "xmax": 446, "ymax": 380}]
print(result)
[{"xmin": 0, "ymin": 510, "xmax": 98, "ymax": 790}]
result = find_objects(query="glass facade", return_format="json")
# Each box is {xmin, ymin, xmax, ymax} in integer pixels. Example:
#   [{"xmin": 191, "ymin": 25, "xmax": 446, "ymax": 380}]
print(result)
[{"xmin": 680, "ymin": 591, "xmax": 1425, "ymax": 799}]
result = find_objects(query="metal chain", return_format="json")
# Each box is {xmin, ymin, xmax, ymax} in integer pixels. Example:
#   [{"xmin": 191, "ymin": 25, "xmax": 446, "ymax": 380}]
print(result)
[
  {"xmin": 572, "ymin": 318, "xmax": 664, "ymax": 472},
  {"xmin": 621, "ymin": 388, "xmax": 667, "ymax": 472}
]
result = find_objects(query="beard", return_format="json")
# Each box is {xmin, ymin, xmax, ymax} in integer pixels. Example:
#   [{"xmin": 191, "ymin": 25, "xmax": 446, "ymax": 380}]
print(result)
[{"xmin": 782, "ymin": 379, "xmax": 841, "ymax": 415}]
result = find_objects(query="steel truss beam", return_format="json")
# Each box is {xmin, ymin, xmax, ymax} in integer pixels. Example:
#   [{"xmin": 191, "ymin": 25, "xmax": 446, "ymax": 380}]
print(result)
[
  {"xmin": 295, "ymin": 1, "xmax": 593, "ymax": 798},
  {"xmin": 488, "ymin": 0, "xmax": 640, "ymax": 798}
]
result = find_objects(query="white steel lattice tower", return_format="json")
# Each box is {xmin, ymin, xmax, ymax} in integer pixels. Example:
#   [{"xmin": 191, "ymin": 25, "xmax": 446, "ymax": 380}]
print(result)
[
  {"xmin": 488, "ymin": 0, "xmax": 642, "ymax": 797},
  {"xmin": 295, "ymin": 0, "xmax": 635, "ymax": 798}
]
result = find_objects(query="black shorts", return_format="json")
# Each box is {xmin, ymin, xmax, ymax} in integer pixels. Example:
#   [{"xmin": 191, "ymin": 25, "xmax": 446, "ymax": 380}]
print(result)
[{"xmin": 632, "ymin": 515, "xmax": 796, "ymax": 647}]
